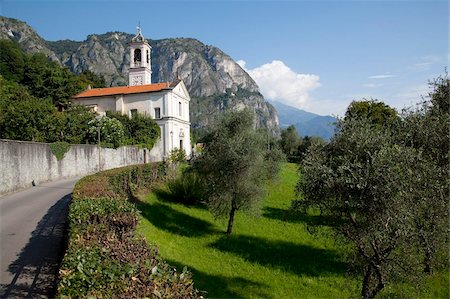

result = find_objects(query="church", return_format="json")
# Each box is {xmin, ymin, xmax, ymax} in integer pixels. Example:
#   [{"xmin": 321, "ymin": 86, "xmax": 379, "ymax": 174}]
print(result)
[{"xmin": 72, "ymin": 27, "xmax": 191, "ymax": 161}]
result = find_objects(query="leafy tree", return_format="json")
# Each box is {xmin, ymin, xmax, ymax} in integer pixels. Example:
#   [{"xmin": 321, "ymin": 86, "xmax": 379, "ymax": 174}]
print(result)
[
  {"xmin": 193, "ymin": 109, "xmax": 268, "ymax": 235},
  {"xmin": 295, "ymin": 117, "xmax": 417, "ymax": 298},
  {"xmin": 295, "ymin": 85, "xmax": 449, "ymax": 298},
  {"xmin": 279, "ymin": 125, "xmax": 300, "ymax": 158},
  {"xmin": 296, "ymin": 136, "xmax": 326, "ymax": 161},
  {"xmin": 128, "ymin": 113, "xmax": 160, "ymax": 149},
  {"xmin": 78, "ymin": 70, "xmax": 106, "ymax": 88},
  {"xmin": 88, "ymin": 116, "xmax": 124, "ymax": 148},
  {"xmin": 107, "ymin": 111, "xmax": 160, "ymax": 149},
  {"xmin": 0, "ymin": 39, "xmax": 25, "ymax": 82},
  {"xmin": 396, "ymin": 74, "xmax": 449, "ymax": 274},
  {"xmin": 345, "ymin": 99, "xmax": 398, "ymax": 126},
  {"xmin": 21, "ymin": 54, "xmax": 82, "ymax": 108},
  {"xmin": 0, "ymin": 40, "xmax": 104, "ymax": 110},
  {"xmin": 61, "ymin": 105, "xmax": 97, "ymax": 144},
  {"xmin": 0, "ymin": 94, "xmax": 59, "ymax": 142}
]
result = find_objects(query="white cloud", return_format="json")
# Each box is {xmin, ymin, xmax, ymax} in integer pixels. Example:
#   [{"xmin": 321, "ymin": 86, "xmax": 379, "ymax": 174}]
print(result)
[
  {"xmin": 410, "ymin": 55, "xmax": 442, "ymax": 71},
  {"xmin": 363, "ymin": 83, "xmax": 382, "ymax": 88},
  {"xmin": 368, "ymin": 74, "xmax": 397, "ymax": 79},
  {"xmin": 239, "ymin": 60, "xmax": 320, "ymax": 109}
]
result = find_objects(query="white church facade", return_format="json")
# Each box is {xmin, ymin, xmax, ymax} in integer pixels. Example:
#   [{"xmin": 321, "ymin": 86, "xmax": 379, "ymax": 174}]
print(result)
[{"xmin": 72, "ymin": 27, "xmax": 191, "ymax": 161}]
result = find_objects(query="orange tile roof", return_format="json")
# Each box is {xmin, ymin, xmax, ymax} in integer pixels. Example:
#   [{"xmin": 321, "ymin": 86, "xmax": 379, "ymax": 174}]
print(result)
[{"xmin": 73, "ymin": 82, "xmax": 175, "ymax": 99}]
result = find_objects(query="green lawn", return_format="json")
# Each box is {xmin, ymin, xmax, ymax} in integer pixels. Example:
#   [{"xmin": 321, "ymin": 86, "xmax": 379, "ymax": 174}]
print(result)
[{"xmin": 137, "ymin": 163, "xmax": 359, "ymax": 298}]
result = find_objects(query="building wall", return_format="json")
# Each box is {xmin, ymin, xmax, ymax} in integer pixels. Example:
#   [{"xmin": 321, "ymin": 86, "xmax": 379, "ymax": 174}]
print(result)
[
  {"xmin": 73, "ymin": 96, "xmax": 116, "ymax": 115},
  {"xmin": 71, "ymin": 82, "xmax": 191, "ymax": 159},
  {"xmin": 0, "ymin": 139, "xmax": 154, "ymax": 195}
]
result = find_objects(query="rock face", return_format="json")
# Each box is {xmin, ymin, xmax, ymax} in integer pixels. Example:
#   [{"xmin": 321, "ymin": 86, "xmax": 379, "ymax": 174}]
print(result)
[{"xmin": 0, "ymin": 16, "xmax": 279, "ymax": 135}]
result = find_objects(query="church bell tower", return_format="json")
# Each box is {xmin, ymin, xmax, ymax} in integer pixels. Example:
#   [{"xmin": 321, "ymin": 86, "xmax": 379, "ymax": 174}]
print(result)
[{"xmin": 129, "ymin": 26, "xmax": 152, "ymax": 86}]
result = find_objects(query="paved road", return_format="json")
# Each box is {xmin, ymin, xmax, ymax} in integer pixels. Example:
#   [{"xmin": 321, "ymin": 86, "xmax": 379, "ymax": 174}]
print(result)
[{"xmin": 0, "ymin": 177, "xmax": 79, "ymax": 298}]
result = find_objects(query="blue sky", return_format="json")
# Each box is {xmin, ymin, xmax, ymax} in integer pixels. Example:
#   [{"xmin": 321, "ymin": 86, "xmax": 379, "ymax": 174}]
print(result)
[{"xmin": 1, "ymin": 0, "xmax": 448, "ymax": 116}]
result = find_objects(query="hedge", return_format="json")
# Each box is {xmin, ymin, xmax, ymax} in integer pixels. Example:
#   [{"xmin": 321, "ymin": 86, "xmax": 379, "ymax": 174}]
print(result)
[{"xmin": 57, "ymin": 163, "xmax": 200, "ymax": 298}]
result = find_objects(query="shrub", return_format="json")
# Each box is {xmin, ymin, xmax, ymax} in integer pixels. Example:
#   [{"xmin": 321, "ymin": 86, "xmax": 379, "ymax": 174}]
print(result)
[
  {"xmin": 88, "ymin": 116, "xmax": 125, "ymax": 149},
  {"xmin": 166, "ymin": 171, "xmax": 206, "ymax": 205},
  {"xmin": 58, "ymin": 163, "xmax": 199, "ymax": 298},
  {"xmin": 169, "ymin": 148, "xmax": 187, "ymax": 164}
]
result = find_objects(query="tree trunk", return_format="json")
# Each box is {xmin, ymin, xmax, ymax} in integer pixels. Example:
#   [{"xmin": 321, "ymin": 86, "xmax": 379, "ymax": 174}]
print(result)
[
  {"xmin": 226, "ymin": 206, "xmax": 236, "ymax": 235},
  {"xmin": 361, "ymin": 264, "xmax": 385, "ymax": 299},
  {"xmin": 361, "ymin": 265, "xmax": 373, "ymax": 299},
  {"xmin": 419, "ymin": 233, "xmax": 433, "ymax": 275},
  {"xmin": 423, "ymin": 247, "xmax": 433, "ymax": 275}
]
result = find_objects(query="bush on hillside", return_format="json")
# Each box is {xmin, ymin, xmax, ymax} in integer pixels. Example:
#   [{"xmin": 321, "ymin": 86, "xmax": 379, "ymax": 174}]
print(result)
[{"xmin": 166, "ymin": 170, "xmax": 206, "ymax": 205}]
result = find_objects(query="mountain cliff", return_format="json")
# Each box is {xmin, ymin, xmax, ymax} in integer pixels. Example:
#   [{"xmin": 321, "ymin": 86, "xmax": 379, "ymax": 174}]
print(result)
[{"xmin": 0, "ymin": 16, "xmax": 279, "ymax": 135}]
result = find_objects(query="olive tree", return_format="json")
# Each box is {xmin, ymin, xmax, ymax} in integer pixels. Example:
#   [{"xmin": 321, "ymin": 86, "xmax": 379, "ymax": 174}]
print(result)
[
  {"xmin": 193, "ymin": 109, "xmax": 268, "ymax": 235},
  {"xmin": 296, "ymin": 117, "xmax": 426, "ymax": 298},
  {"xmin": 295, "ymin": 80, "xmax": 449, "ymax": 298},
  {"xmin": 397, "ymin": 74, "xmax": 449, "ymax": 275}
]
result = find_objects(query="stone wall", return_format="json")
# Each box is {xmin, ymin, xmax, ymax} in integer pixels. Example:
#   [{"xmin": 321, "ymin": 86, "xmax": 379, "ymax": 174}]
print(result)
[{"xmin": 0, "ymin": 139, "xmax": 157, "ymax": 195}]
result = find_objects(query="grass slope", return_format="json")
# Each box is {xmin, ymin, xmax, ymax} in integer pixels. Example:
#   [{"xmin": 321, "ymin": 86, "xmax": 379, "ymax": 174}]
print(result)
[{"xmin": 137, "ymin": 163, "xmax": 359, "ymax": 298}]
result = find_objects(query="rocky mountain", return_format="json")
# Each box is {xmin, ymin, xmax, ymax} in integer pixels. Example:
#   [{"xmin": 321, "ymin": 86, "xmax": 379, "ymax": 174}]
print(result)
[
  {"xmin": 0, "ymin": 16, "xmax": 279, "ymax": 135},
  {"xmin": 270, "ymin": 100, "xmax": 336, "ymax": 140}
]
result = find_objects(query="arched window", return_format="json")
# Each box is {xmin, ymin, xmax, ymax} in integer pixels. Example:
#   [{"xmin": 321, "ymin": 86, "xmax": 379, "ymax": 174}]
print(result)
[
  {"xmin": 146, "ymin": 50, "xmax": 150, "ymax": 64},
  {"xmin": 134, "ymin": 49, "xmax": 142, "ymax": 63}
]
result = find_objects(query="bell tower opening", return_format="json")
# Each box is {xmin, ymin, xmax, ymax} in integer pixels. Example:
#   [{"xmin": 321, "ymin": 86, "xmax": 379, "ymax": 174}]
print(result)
[{"xmin": 134, "ymin": 49, "xmax": 142, "ymax": 66}]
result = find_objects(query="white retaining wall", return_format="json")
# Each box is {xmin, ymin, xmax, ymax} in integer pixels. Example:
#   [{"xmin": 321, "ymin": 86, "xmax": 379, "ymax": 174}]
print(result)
[{"xmin": 0, "ymin": 139, "xmax": 157, "ymax": 195}]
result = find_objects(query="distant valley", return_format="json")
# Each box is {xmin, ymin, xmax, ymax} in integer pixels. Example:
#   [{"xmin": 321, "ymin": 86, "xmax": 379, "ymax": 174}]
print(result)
[{"xmin": 270, "ymin": 100, "xmax": 336, "ymax": 140}]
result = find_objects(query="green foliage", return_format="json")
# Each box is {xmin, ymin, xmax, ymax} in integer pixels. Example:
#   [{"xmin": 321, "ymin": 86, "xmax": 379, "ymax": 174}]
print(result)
[
  {"xmin": 78, "ymin": 70, "xmax": 106, "ymax": 88},
  {"xmin": 394, "ymin": 74, "xmax": 449, "ymax": 276},
  {"xmin": 279, "ymin": 125, "xmax": 327, "ymax": 163},
  {"xmin": 59, "ymin": 163, "xmax": 199, "ymax": 298},
  {"xmin": 0, "ymin": 39, "xmax": 25, "ymax": 82},
  {"xmin": 345, "ymin": 98, "xmax": 398, "ymax": 126},
  {"xmin": 61, "ymin": 105, "xmax": 97, "ymax": 144},
  {"xmin": 88, "ymin": 116, "xmax": 124, "ymax": 148},
  {"xmin": 107, "ymin": 111, "xmax": 160, "ymax": 149},
  {"xmin": 262, "ymin": 147, "xmax": 286, "ymax": 180},
  {"xmin": 193, "ymin": 108, "xmax": 274, "ymax": 235},
  {"xmin": 0, "ymin": 84, "xmax": 59, "ymax": 142},
  {"xmin": 0, "ymin": 40, "xmax": 108, "ymax": 144},
  {"xmin": 49, "ymin": 141, "xmax": 70, "ymax": 160},
  {"xmin": 166, "ymin": 169, "xmax": 206, "ymax": 205},
  {"xmin": 128, "ymin": 113, "xmax": 160, "ymax": 149},
  {"xmin": 279, "ymin": 125, "xmax": 300, "ymax": 157},
  {"xmin": 296, "ymin": 135, "xmax": 326, "ymax": 161},
  {"xmin": 169, "ymin": 148, "xmax": 187, "ymax": 164},
  {"xmin": 0, "ymin": 39, "xmax": 105, "ymax": 110},
  {"xmin": 295, "ymin": 79, "xmax": 449, "ymax": 298}
]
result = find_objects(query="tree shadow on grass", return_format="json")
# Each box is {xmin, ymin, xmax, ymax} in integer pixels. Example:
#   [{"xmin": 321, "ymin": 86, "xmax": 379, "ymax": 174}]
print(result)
[
  {"xmin": 137, "ymin": 201, "xmax": 217, "ymax": 237},
  {"xmin": 151, "ymin": 186, "xmax": 207, "ymax": 210},
  {"xmin": 263, "ymin": 206, "xmax": 327, "ymax": 225},
  {"xmin": 209, "ymin": 235, "xmax": 347, "ymax": 277},
  {"xmin": 166, "ymin": 259, "xmax": 271, "ymax": 299}
]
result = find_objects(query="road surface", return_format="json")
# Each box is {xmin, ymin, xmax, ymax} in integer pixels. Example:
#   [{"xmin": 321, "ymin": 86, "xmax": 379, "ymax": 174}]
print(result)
[{"xmin": 0, "ymin": 177, "xmax": 79, "ymax": 298}]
